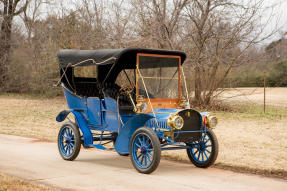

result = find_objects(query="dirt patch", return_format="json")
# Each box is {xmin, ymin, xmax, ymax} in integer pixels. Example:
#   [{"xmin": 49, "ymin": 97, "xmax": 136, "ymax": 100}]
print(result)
[{"xmin": 220, "ymin": 87, "xmax": 287, "ymax": 107}]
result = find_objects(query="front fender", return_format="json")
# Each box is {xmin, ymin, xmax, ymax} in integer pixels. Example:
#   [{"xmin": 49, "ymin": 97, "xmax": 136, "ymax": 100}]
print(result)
[
  {"xmin": 56, "ymin": 110, "xmax": 93, "ymax": 147},
  {"xmin": 115, "ymin": 114, "xmax": 153, "ymax": 155}
]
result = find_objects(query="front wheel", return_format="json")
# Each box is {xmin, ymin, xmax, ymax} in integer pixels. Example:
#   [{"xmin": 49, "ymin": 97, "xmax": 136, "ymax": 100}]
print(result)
[
  {"xmin": 186, "ymin": 130, "xmax": 218, "ymax": 168},
  {"xmin": 130, "ymin": 127, "xmax": 161, "ymax": 174},
  {"xmin": 58, "ymin": 122, "xmax": 81, "ymax": 161}
]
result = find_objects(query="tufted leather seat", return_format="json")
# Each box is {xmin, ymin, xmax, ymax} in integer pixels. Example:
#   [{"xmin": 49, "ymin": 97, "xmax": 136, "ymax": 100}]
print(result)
[{"xmin": 102, "ymin": 83, "xmax": 135, "ymax": 111}]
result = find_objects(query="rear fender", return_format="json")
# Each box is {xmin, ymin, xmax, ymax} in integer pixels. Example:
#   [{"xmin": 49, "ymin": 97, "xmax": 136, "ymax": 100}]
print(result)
[
  {"xmin": 56, "ymin": 110, "xmax": 93, "ymax": 147},
  {"xmin": 115, "ymin": 114, "xmax": 153, "ymax": 155},
  {"xmin": 56, "ymin": 110, "xmax": 70, "ymax": 122}
]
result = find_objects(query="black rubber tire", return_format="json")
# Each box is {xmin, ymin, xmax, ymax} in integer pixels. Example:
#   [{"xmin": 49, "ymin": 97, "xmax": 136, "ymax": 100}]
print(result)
[
  {"xmin": 186, "ymin": 129, "xmax": 218, "ymax": 168},
  {"xmin": 57, "ymin": 121, "xmax": 81, "ymax": 161},
  {"xmin": 129, "ymin": 127, "xmax": 161, "ymax": 174}
]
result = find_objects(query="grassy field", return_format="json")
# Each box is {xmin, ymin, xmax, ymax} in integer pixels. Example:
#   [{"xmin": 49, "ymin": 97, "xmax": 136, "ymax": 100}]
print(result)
[
  {"xmin": 0, "ymin": 90, "xmax": 287, "ymax": 179},
  {"xmin": 0, "ymin": 173, "xmax": 55, "ymax": 191}
]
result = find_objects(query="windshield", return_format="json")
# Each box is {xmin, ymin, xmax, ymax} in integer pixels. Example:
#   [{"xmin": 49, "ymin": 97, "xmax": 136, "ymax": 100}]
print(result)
[{"xmin": 137, "ymin": 54, "xmax": 180, "ymax": 99}]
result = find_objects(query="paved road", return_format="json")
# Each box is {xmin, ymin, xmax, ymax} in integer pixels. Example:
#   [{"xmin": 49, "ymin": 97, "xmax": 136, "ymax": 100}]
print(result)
[{"xmin": 0, "ymin": 134, "xmax": 286, "ymax": 191}]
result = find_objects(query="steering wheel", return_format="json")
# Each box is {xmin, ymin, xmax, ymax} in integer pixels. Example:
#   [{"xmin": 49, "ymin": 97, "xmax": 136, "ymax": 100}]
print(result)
[{"xmin": 119, "ymin": 84, "xmax": 135, "ymax": 95}]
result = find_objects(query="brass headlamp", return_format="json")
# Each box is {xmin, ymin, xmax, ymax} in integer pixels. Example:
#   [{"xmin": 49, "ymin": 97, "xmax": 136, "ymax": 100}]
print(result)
[
  {"xmin": 206, "ymin": 115, "xmax": 218, "ymax": 128},
  {"xmin": 167, "ymin": 114, "xmax": 184, "ymax": 130}
]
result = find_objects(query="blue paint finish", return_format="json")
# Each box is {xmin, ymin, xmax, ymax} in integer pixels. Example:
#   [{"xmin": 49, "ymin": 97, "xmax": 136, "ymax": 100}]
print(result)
[
  {"xmin": 115, "ymin": 114, "xmax": 153, "ymax": 155},
  {"xmin": 102, "ymin": 97, "xmax": 119, "ymax": 133},
  {"xmin": 103, "ymin": 97, "xmax": 118, "ymax": 111},
  {"xmin": 56, "ymin": 110, "xmax": 70, "ymax": 122},
  {"xmin": 70, "ymin": 111, "xmax": 93, "ymax": 147},
  {"xmin": 87, "ymin": 97, "xmax": 102, "ymax": 125},
  {"xmin": 120, "ymin": 114, "xmax": 136, "ymax": 125},
  {"xmin": 63, "ymin": 86, "xmax": 87, "ymax": 110}
]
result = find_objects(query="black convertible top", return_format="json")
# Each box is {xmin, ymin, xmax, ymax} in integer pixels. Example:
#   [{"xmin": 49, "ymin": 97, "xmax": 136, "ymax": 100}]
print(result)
[
  {"xmin": 57, "ymin": 47, "xmax": 186, "ymax": 85},
  {"xmin": 57, "ymin": 48, "xmax": 186, "ymax": 68}
]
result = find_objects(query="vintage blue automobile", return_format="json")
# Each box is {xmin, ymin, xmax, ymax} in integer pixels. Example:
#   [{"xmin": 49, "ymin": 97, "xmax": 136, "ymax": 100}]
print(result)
[{"xmin": 56, "ymin": 48, "xmax": 218, "ymax": 174}]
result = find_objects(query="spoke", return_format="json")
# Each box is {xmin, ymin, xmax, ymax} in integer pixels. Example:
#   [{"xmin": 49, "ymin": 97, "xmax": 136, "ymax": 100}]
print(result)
[
  {"xmin": 69, "ymin": 129, "xmax": 72, "ymax": 137},
  {"xmin": 144, "ymin": 155, "xmax": 147, "ymax": 166},
  {"xmin": 138, "ymin": 137, "xmax": 143, "ymax": 146},
  {"xmin": 64, "ymin": 129, "xmax": 68, "ymax": 137},
  {"xmin": 65, "ymin": 129, "xmax": 69, "ymax": 137},
  {"xmin": 203, "ymin": 151, "xmax": 208, "ymax": 159},
  {"xmin": 204, "ymin": 138, "xmax": 210, "ymax": 144},
  {"xmin": 135, "ymin": 143, "xmax": 141, "ymax": 148},
  {"xmin": 201, "ymin": 133, "xmax": 207, "ymax": 141},
  {"xmin": 64, "ymin": 145, "xmax": 68, "ymax": 153},
  {"xmin": 147, "ymin": 148, "xmax": 154, "ymax": 152},
  {"xmin": 140, "ymin": 155, "xmax": 144, "ymax": 165},
  {"xmin": 70, "ymin": 143, "xmax": 74, "ymax": 147},
  {"xmin": 146, "ymin": 141, "xmax": 152, "ymax": 148},
  {"xmin": 206, "ymin": 145, "xmax": 212, "ymax": 148},
  {"xmin": 146, "ymin": 154, "xmax": 151, "ymax": 164},
  {"xmin": 205, "ymin": 149, "xmax": 211, "ymax": 154},
  {"xmin": 142, "ymin": 135, "xmax": 145, "ymax": 146},
  {"xmin": 62, "ymin": 135, "xmax": 68, "ymax": 139},
  {"xmin": 137, "ymin": 153, "xmax": 143, "ymax": 160},
  {"xmin": 201, "ymin": 152, "xmax": 204, "ymax": 161},
  {"xmin": 68, "ymin": 145, "xmax": 71, "ymax": 155},
  {"xmin": 147, "ymin": 152, "xmax": 153, "ymax": 160},
  {"xmin": 68, "ymin": 129, "xmax": 72, "ymax": 137},
  {"xmin": 197, "ymin": 151, "xmax": 201, "ymax": 160},
  {"xmin": 193, "ymin": 149, "xmax": 199, "ymax": 156}
]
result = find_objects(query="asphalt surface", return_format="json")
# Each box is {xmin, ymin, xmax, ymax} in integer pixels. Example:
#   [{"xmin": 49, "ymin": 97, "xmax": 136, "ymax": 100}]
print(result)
[{"xmin": 0, "ymin": 134, "xmax": 286, "ymax": 191}]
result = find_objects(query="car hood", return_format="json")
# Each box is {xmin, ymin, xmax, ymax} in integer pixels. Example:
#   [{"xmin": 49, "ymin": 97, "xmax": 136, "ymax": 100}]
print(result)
[{"xmin": 146, "ymin": 108, "xmax": 210, "ymax": 120}]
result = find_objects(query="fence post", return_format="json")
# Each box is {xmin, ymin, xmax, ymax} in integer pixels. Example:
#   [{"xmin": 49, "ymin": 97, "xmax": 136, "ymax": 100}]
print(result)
[{"xmin": 264, "ymin": 71, "xmax": 266, "ymax": 113}]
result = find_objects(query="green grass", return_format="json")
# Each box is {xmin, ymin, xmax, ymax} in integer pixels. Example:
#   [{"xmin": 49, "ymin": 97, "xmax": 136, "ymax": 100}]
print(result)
[{"xmin": 214, "ymin": 103, "xmax": 287, "ymax": 120}]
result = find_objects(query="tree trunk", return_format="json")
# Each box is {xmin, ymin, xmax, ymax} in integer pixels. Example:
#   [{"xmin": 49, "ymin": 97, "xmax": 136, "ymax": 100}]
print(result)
[
  {"xmin": 0, "ymin": 15, "xmax": 13, "ymax": 89},
  {"xmin": 194, "ymin": 65, "xmax": 203, "ymax": 105}
]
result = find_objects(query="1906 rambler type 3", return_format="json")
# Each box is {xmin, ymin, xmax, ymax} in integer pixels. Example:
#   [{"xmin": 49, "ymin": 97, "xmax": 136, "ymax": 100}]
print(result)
[{"xmin": 56, "ymin": 48, "xmax": 218, "ymax": 174}]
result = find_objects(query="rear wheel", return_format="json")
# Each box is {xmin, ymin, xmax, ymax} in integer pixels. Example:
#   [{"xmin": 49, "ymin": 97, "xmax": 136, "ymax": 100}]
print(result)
[
  {"xmin": 130, "ymin": 127, "xmax": 161, "ymax": 174},
  {"xmin": 186, "ymin": 130, "xmax": 218, "ymax": 168},
  {"xmin": 58, "ymin": 122, "xmax": 81, "ymax": 161}
]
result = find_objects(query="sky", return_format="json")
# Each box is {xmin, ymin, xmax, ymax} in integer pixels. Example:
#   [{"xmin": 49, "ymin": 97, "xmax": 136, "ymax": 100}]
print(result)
[
  {"xmin": 5, "ymin": 0, "xmax": 287, "ymax": 46},
  {"xmin": 261, "ymin": 0, "xmax": 287, "ymax": 43}
]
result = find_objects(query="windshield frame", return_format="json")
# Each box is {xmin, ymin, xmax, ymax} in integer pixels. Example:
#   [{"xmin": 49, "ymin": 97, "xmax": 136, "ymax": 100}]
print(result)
[{"xmin": 136, "ymin": 53, "xmax": 181, "ymax": 103}]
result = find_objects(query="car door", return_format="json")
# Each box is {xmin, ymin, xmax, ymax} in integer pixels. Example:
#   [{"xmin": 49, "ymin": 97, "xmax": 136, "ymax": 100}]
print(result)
[{"xmin": 87, "ymin": 97, "xmax": 102, "ymax": 125}]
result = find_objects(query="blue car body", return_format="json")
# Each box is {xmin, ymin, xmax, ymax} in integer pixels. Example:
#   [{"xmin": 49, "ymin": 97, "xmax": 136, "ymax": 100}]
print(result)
[{"xmin": 56, "ymin": 48, "xmax": 218, "ymax": 173}]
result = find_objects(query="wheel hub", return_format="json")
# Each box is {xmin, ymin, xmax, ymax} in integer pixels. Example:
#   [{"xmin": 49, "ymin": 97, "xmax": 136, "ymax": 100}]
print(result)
[
  {"xmin": 140, "ymin": 146, "xmax": 147, "ymax": 154},
  {"xmin": 199, "ymin": 141, "xmax": 205, "ymax": 151},
  {"xmin": 65, "ymin": 138, "xmax": 71, "ymax": 144}
]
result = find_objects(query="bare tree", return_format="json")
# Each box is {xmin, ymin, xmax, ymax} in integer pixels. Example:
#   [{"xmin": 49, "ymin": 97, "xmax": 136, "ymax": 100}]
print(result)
[
  {"xmin": 132, "ymin": 0, "xmax": 188, "ymax": 49},
  {"xmin": 183, "ymin": 0, "xmax": 277, "ymax": 105},
  {"xmin": 0, "ymin": 0, "xmax": 29, "ymax": 89}
]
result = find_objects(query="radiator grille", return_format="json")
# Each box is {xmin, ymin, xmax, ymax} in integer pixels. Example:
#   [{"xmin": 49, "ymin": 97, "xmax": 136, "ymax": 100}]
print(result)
[{"xmin": 145, "ymin": 119, "xmax": 169, "ymax": 130}]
